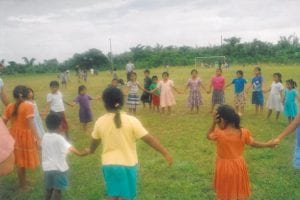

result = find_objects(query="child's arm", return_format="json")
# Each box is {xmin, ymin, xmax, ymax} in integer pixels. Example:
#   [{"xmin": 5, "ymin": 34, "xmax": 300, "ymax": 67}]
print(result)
[
  {"xmin": 206, "ymin": 114, "xmax": 218, "ymax": 140},
  {"xmin": 0, "ymin": 87, "xmax": 9, "ymax": 106},
  {"xmin": 141, "ymin": 134, "xmax": 173, "ymax": 166},
  {"xmin": 28, "ymin": 118, "xmax": 41, "ymax": 147},
  {"xmin": 248, "ymin": 140, "xmax": 275, "ymax": 148},
  {"xmin": 172, "ymin": 86, "xmax": 182, "ymax": 94},
  {"xmin": 138, "ymin": 83, "xmax": 149, "ymax": 93},
  {"xmin": 199, "ymin": 82, "xmax": 208, "ymax": 93},
  {"xmin": 245, "ymin": 82, "xmax": 252, "ymax": 93},
  {"xmin": 64, "ymin": 100, "xmax": 74, "ymax": 107},
  {"xmin": 41, "ymin": 102, "xmax": 51, "ymax": 118},
  {"xmin": 224, "ymin": 82, "xmax": 232, "ymax": 88},
  {"xmin": 88, "ymin": 138, "xmax": 101, "ymax": 154},
  {"xmin": 69, "ymin": 146, "xmax": 90, "ymax": 156}
]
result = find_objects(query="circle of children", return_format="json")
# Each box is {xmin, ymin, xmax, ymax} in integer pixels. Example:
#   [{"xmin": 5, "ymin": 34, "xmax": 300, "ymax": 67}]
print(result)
[{"xmin": 0, "ymin": 65, "xmax": 299, "ymax": 200}]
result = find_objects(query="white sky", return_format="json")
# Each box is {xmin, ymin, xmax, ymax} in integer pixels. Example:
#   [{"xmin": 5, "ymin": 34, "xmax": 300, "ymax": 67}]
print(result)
[{"xmin": 0, "ymin": 0, "xmax": 299, "ymax": 62}]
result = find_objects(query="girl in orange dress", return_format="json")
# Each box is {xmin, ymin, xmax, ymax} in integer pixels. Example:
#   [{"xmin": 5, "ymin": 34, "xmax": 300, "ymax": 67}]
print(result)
[
  {"xmin": 2, "ymin": 86, "xmax": 41, "ymax": 190},
  {"xmin": 206, "ymin": 105, "xmax": 275, "ymax": 200}
]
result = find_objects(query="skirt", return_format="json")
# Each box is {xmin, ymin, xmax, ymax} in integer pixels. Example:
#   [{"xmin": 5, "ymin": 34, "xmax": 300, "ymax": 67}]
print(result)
[
  {"xmin": 234, "ymin": 92, "xmax": 246, "ymax": 107},
  {"xmin": 188, "ymin": 90, "xmax": 202, "ymax": 107},
  {"xmin": 152, "ymin": 94, "xmax": 160, "ymax": 106},
  {"xmin": 284, "ymin": 101, "xmax": 298, "ymax": 118},
  {"xmin": 252, "ymin": 91, "xmax": 264, "ymax": 105},
  {"xmin": 102, "ymin": 165, "xmax": 138, "ymax": 199},
  {"xmin": 127, "ymin": 94, "xmax": 139, "ymax": 109},
  {"xmin": 79, "ymin": 107, "xmax": 93, "ymax": 123},
  {"xmin": 212, "ymin": 90, "xmax": 225, "ymax": 105}
]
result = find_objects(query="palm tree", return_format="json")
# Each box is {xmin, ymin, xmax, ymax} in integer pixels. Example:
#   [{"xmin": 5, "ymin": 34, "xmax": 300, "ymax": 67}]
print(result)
[{"xmin": 22, "ymin": 57, "xmax": 36, "ymax": 67}]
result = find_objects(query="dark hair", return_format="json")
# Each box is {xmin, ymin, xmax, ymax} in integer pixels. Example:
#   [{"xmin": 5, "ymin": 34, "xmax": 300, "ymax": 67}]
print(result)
[
  {"xmin": 50, "ymin": 80, "xmax": 59, "ymax": 87},
  {"xmin": 162, "ymin": 71, "xmax": 169, "ymax": 77},
  {"xmin": 112, "ymin": 78, "xmax": 118, "ymax": 82},
  {"xmin": 130, "ymin": 72, "xmax": 137, "ymax": 77},
  {"xmin": 12, "ymin": 85, "xmax": 29, "ymax": 118},
  {"xmin": 144, "ymin": 69, "xmax": 150, "ymax": 73},
  {"xmin": 46, "ymin": 113, "xmax": 62, "ymax": 131},
  {"xmin": 255, "ymin": 66, "xmax": 261, "ymax": 74},
  {"xmin": 26, "ymin": 87, "xmax": 34, "ymax": 100},
  {"xmin": 286, "ymin": 79, "xmax": 297, "ymax": 89},
  {"xmin": 118, "ymin": 79, "xmax": 124, "ymax": 85},
  {"xmin": 236, "ymin": 70, "xmax": 243, "ymax": 76},
  {"xmin": 152, "ymin": 75, "xmax": 158, "ymax": 80},
  {"xmin": 216, "ymin": 68, "xmax": 222, "ymax": 72},
  {"xmin": 78, "ymin": 85, "xmax": 87, "ymax": 94},
  {"xmin": 102, "ymin": 87, "xmax": 124, "ymax": 128},
  {"xmin": 217, "ymin": 105, "xmax": 241, "ymax": 129},
  {"xmin": 273, "ymin": 72, "xmax": 282, "ymax": 83},
  {"xmin": 191, "ymin": 69, "xmax": 198, "ymax": 74}
]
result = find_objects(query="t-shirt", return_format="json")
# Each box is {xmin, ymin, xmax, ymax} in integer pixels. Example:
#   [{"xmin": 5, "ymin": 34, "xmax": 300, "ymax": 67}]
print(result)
[
  {"xmin": 211, "ymin": 76, "xmax": 225, "ymax": 90},
  {"xmin": 232, "ymin": 77, "xmax": 247, "ymax": 94},
  {"xmin": 252, "ymin": 76, "xmax": 263, "ymax": 92},
  {"xmin": 144, "ymin": 76, "xmax": 152, "ymax": 90},
  {"xmin": 149, "ymin": 83, "xmax": 160, "ymax": 95},
  {"xmin": 92, "ymin": 112, "xmax": 149, "ymax": 166},
  {"xmin": 47, "ymin": 91, "xmax": 65, "ymax": 112},
  {"xmin": 270, "ymin": 82, "xmax": 284, "ymax": 95},
  {"xmin": 74, "ymin": 94, "xmax": 92, "ymax": 110},
  {"xmin": 41, "ymin": 133, "xmax": 71, "ymax": 172}
]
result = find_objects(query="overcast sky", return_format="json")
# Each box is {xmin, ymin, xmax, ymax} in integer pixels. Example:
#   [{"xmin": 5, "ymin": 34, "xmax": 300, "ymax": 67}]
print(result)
[{"xmin": 0, "ymin": 0, "xmax": 299, "ymax": 62}]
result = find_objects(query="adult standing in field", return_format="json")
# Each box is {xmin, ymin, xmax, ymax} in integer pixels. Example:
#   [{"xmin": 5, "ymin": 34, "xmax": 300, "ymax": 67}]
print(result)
[
  {"xmin": 0, "ymin": 78, "xmax": 14, "ymax": 176},
  {"xmin": 126, "ymin": 61, "xmax": 135, "ymax": 81}
]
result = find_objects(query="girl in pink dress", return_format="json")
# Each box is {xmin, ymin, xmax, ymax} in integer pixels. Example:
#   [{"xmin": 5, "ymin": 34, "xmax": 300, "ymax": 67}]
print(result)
[{"xmin": 152, "ymin": 72, "xmax": 181, "ymax": 114}]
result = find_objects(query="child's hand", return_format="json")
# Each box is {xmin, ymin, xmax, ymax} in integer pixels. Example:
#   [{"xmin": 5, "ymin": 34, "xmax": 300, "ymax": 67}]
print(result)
[
  {"xmin": 266, "ymin": 138, "xmax": 280, "ymax": 148},
  {"xmin": 80, "ymin": 148, "xmax": 90, "ymax": 156},
  {"xmin": 212, "ymin": 112, "xmax": 220, "ymax": 124},
  {"xmin": 164, "ymin": 153, "xmax": 173, "ymax": 167}
]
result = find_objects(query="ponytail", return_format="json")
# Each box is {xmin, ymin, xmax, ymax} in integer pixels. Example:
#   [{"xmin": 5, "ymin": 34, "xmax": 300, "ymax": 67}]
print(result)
[
  {"xmin": 114, "ymin": 103, "xmax": 122, "ymax": 128},
  {"xmin": 12, "ymin": 99, "xmax": 23, "ymax": 118},
  {"xmin": 12, "ymin": 85, "xmax": 29, "ymax": 118}
]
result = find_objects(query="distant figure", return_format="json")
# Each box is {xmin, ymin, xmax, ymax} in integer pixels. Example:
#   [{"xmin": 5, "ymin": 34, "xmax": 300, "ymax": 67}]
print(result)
[
  {"xmin": 112, "ymin": 68, "xmax": 118, "ymax": 79},
  {"xmin": 90, "ymin": 68, "xmax": 94, "ymax": 75},
  {"xmin": 83, "ymin": 69, "xmax": 88, "ymax": 82},
  {"xmin": 165, "ymin": 64, "xmax": 169, "ymax": 72},
  {"xmin": 59, "ymin": 71, "xmax": 67, "ymax": 89},
  {"xmin": 125, "ymin": 61, "xmax": 135, "ymax": 81}
]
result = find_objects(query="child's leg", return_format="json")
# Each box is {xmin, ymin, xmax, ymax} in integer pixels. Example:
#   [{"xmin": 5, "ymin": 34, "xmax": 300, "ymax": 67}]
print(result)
[
  {"xmin": 267, "ymin": 109, "xmax": 272, "ymax": 118},
  {"xmin": 190, "ymin": 105, "xmax": 194, "ymax": 112},
  {"xmin": 276, "ymin": 111, "xmax": 280, "ymax": 120},
  {"xmin": 241, "ymin": 106, "xmax": 244, "ymax": 114},
  {"xmin": 255, "ymin": 104, "xmax": 259, "ymax": 114},
  {"xmin": 167, "ymin": 106, "xmax": 171, "ymax": 114},
  {"xmin": 156, "ymin": 105, "xmax": 160, "ymax": 112},
  {"xmin": 53, "ymin": 189, "xmax": 62, "ymax": 200},
  {"xmin": 82, "ymin": 123, "xmax": 87, "ymax": 132},
  {"xmin": 161, "ymin": 107, "xmax": 165, "ymax": 114},
  {"xmin": 17, "ymin": 166, "xmax": 27, "ymax": 190},
  {"xmin": 288, "ymin": 117, "xmax": 292, "ymax": 124},
  {"xmin": 45, "ymin": 189, "xmax": 53, "ymax": 200},
  {"xmin": 196, "ymin": 106, "xmax": 199, "ymax": 113}
]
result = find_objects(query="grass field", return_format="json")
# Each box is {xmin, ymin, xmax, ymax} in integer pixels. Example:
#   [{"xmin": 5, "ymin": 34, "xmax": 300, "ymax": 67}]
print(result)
[{"xmin": 1, "ymin": 64, "xmax": 300, "ymax": 200}]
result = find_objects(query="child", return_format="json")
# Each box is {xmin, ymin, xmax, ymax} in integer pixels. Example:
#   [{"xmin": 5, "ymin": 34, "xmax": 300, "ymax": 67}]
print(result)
[
  {"xmin": 247, "ymin": 67, "xmax": 264, "ymax": 114},
  {"xmin": 185, "ymin": 69, "xmax": 207, "ymax": 113},
  {"xmin": 149, "ymin": 76, "xmax": 160, "ymax": 112},
  {"xmin": 283, "ymin": 79, "xmax": 298, "ymax": 124},
  {"xmin": 209, "ymin": 68, "xmax": 225, "ymax": 113},
  {"xmin": 125, "ymin": 72, "xmax": 145, "ymax": 114},
  {"xmin": 59, "ymin": 71, "xmax": 67, "ymax": 89},
  {"xmin": 26, "ymin": 87, "xmax": 46, "ymax": 138},
  {"xmin": 206, "ymin": 105, "xmax": 275, "ymax": 200},
  {"xmin": 43, "ymin": 81, "xmax": 72, "ymax": 139},
  {"xmin": 140, "ymin": 69, "xmax": 152, "ymax": 109},
  {"xmin": 271, "ymin": 114, "xmax": 300, "ymax": 169},
  {"xmin": 226, "ymin": 70, "xmax": 247, "ymax": 116},
  {"xmin": 112, "ymin": 68, "xmax": 118, "ymax": 79},
  {"xmin": 152, "ymin": 72, "xmax": 181, "ymax": 114},
  {"xmin": 73, "ymin": 85, "xmax": 99, "ymax": 133},
  {"xmin": 265, "ymin": 73, "xmax": 284, "ymax": 120},
  {"xmin": 87, "ymin": 87, "xmax": 172, "ymax": 200},
  {"xmin": 2, "ymin": 85, "xmax": 40, "ymax": 190},
  {"xmin": 42, "ymin": 113, "xmax": 88, "ymax": 200}
]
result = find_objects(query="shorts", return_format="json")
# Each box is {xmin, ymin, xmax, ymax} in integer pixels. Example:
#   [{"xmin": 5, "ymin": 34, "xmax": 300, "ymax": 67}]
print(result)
[
  {"xmin": 234, "ymin": 92, "xmax": 246, "ymax": 107},
  {"xmin": 152, "ymin": 94, "xmax": 160, "ymax": 106},
  {"xmin": 212, "ymin": 90, "xmax": 225, "ymax": 105},
  {"xmin": 44, "ymin": 170, "xmax": 68, "ymax": 190},
  {"xmin": 102, "ymin": 165, "xmax": 138, "ymax": 199},
  {"xmin": 140, "ymin": 92, "xmax": 151, "ymax": 103},
  {"xmin": 252, "ymin": 91, "xmax": 264, "ymax": 106}
]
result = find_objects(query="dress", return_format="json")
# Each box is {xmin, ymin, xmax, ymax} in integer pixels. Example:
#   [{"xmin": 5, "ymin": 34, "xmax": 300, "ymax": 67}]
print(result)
[
  {"xmin": 158, "ymin": 79, "xmax": 176, "ymax": 108},
  {"xmin": 211, "ymin": 128, "xmax": 252, "ymax": 200},
  {"xmin": 3, "ymin": 102, "xmax": 40, "ymax": 168},
  {"xmin": 284, "ymin": 89, "xmax": 298, "ymax": 117},
  {"xmin": 27, "ymin": 100, "xmax": 45, "ymax": 138},
  {"xmin": 211, "ymin": 76, "xmax": 225, "ymax": 104},
  {"xmin": 187, "ymin": 78, "xmax": 202, "ymax": 107},
  {"xmin": 74, "ymin": 94, "xmax": 93, "ymax": 123},
  {"xmin": 294, "ymin": 126, "xmax": 300, "ymax": 169},
  {"xmin": 267, "ymin": 82, "xmax": 284, "ymax": 111},
  {"xmin": 127, "ymin": 81, "xmax": 140, "ymax": 109}
]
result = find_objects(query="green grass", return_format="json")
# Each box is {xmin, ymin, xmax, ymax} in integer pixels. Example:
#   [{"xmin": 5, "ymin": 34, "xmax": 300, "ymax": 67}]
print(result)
[{"xmin": 1, "ymin": 64, "xmax": 300, "ymax": 199}]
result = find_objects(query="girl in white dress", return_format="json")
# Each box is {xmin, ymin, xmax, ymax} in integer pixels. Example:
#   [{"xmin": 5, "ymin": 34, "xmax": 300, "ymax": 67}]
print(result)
[{"xmin": 265, "ymin": 73, "xmax": 284, "ymax": 120}]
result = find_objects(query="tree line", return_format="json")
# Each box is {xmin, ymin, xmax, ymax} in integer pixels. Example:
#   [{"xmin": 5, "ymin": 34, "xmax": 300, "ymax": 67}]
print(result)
[{"xmin": 1, "ymin": 35, "xmax": 299, "ymax": 75}]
